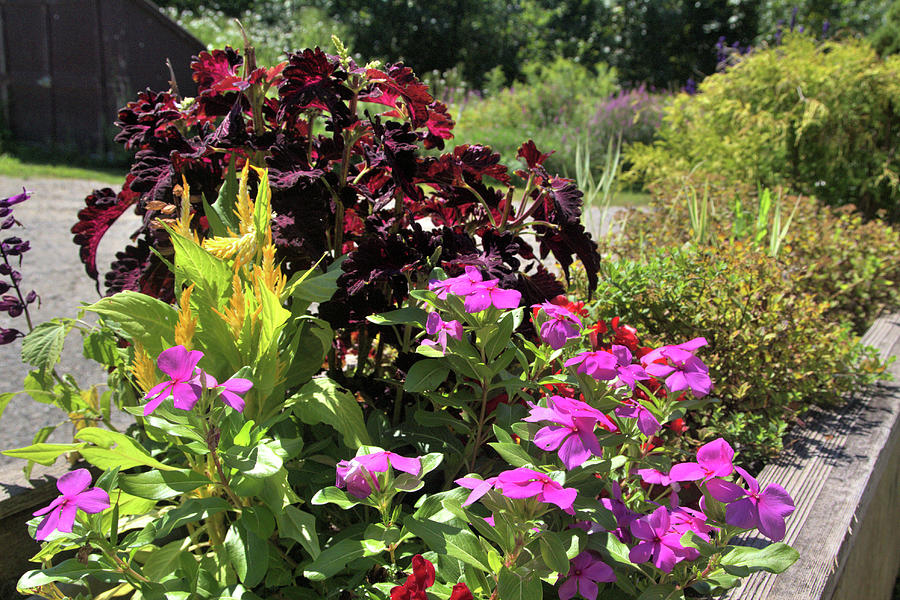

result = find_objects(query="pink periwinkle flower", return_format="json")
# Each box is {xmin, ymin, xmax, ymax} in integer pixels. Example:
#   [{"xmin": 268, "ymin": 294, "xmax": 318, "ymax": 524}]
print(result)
[
  {"xmin": 534, "ymin": 302, "xmax": 582, "ymax": 350},
  {"xmin": 196, "ymin": 372, "xmax": 253, "ymax": 412},
  {"xmin": 614, "ymin": 398, "xmax": 661, "ymax": 437},
  {"xmin": 628, "ymin": 506, "xmax": 692, "ymax": 572},
  {"xmin": 143, "ymin": 345, "xmax": 204, "ymax": 415},
  {"xmin": 558, "ymin": 551, "xmax": 616, "ymax": 600},
  {"xmin": 600, "ymin": 481, "xmax": 638, "ymax": 543},
  {"xmin": 524, "ymin": 396, "xmax": 614, "ymax": 469},
  {"xmin": 463, "ymin": 279, "xmax": 522, "ymax": 313},
  {"xmin": 33, "ymin": 468, "xmax": 110, "ymax": 541},
  {"xmin": 635, "ymin": 468, "xmax": 674, "ymax": 487},
  {"xmin": 565, "ymin": 346, "xmax": 649, "ymax": 390},
  {"xmin": 641, "ymin": 337, "xmax": 712, "ymax": 398},
  {"xmin": 669, "ymin": 438, "xmax": 734, "ymax": 483},
  {"xmin": 336, "ymin": 451, "xmax": 422, "ymax": 499},
  {"xmin": 421, "ymin": 311, "xmax": 463, "ymax": 354},
  {"xmin": 456, "ymin": 467, "xmax": 577, "ymax": 513},
  {"xmin": 706, "ymin": 466, "xmax": 795, "ymax": 541},
  {"xmin": 428, "ymin": 266, "xmax": 483, "ymax": 299}
]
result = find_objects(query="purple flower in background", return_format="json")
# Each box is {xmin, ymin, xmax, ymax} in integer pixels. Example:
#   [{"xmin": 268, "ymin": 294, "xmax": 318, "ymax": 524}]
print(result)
[
  {"xmin": 336, "ymin": 451, "xmax": 422, "ymax": 499},
  {"xmin": 33, "ymin": 468, "xmax": 110, "ymax": 541},
  {"xmin": 463, "ymin": 279, "xmax": 521, "ymax": 313},
  {"xmin": 615, "ymin": 398, "xmax": 660, "ymax": 437},
  {"xmin": 558, "ymin": 551, "xmax": 616, "ymax": 600},
  {"xmin": 143, "ymin": 345, "xmax": 204, "ymax": 415},
  {"xmin": 421, "ymin": 311, "xmax": 463, "ymax": 354},
  {"xmin": 628, "ymin": 506, "xmax": 691, "ymax": 572},
  {"xmin": 707, "ymin": 466, "xmax": 795, "ymax": 541},
  {"xmin": 496, "ymin": 467, "xmax": 577, "ymax": 513},
  {"xmin": 642, "ymin": 338, "xmax": 712, "ymax": 397},
  {"xmin": 534, "ymin": 302, "xmax": 582, "ymax": 349},
  {"xmin": 0, "ymin": 187, "xmax": 31, "ymax": 209},
  {"xmin": 524, "ymin": 396, "xmax": 609, "ymax": 469},
  {"xmin": 669, "ymin": 438, "xmax": 734, "ymax": 482}
]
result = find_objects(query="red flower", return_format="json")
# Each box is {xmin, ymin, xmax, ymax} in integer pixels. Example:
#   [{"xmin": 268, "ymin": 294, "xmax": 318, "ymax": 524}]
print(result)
[
  {"xmin": 668, "ymin": 418, "xmax": 689, "ymax": 434},
  {"xmin": 390, "ymin": 555, "xmax": 435, "ymax": 600},
  {"xmin": 449, "ymin": 582, "xmax": 474, "ymax": 600}
]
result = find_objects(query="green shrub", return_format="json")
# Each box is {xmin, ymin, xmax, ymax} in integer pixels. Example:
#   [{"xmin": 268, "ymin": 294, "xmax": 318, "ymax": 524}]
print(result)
[
  {"xmin": 608, "ymin": 174, "xmax": 900, "ymax": 334},
  {"xmin": 626, "ymin": 33, "xmax": 900, "ymax": 220},
  {"xmin": 582, "ymin": 243, "xmax": 885, "ymax": 464}
]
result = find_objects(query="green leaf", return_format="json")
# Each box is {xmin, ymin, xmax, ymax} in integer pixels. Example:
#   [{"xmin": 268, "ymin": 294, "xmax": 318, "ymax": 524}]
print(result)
[
  {"xmin": 404, "ymin": 359, "xmax": 450, "ymax": 393},
  {"xmin": 167, "ymin": 228, "xmax": 233, "ymax": 308},
  {"xmin": 301, "ymin": 538, "xmax": 365, "ymax": 581},
  {"xmin": 223, "ymin": 443, "xmax": 284, "ymax": 478},
  {"xmin": 539, "ymin": 531, "xmax": 571, "ymax": 574},
  {"xmin": 2, "ymin": 442, "xmax": 82, "ymax": 465},
  {"xmin": 204, "ymin": 156, "xmax": 240, "ymax": 236},
  {"xmin": 21, "ymin": 319, "xmax": 73, "ymax": 374},
  {"xmin": 128, "ymin": 497, "xmax": 231, "ymax": 547},
  {"xmin": 118, "ymin": 469, "xmax": 213, "ymax": 500},
  {"xmin": 281, "ymin": 316, "xmax": 332, "ymax": 389},
  {"xmin": 482, "ymin": 310, "xmax": 515, "ymax": 360},
  {"xmin": 402, "ymin": 517, "xmax": 491, "ymax": 572},
  {"xmin": 288, "ymin": 377, "xmax": 370, "ymax": 448},
  {"xmin": 720, "ymin": 542, "xmax": 800, "ymax": 576},
  {"xmin": 288, "ymin": 255, "xmax": 345, "ymax": 303},
  {"xmin": 141, "ymin": 539, "xmax": 190, "ymax": 583},
  {"xmin": 85, "ymin": 291, "xmax": 178, "ymax": 357},
  {"xmin": 679, "ymin": 530, "xmax": 717, "ymax": 556},
  {"xmin": 310, "ymin": 486, "xmax": 364, "ymax": 509},
  {"xmin": 487, "ymin": 442, "xmax": 533, "ymax": 468},
  {"xmin": 225, "ymin": 518, "xmax": 269, "ymax": 588},
  {"xmin": 75, "ymin": 427, "xmax": 179, "ymax": 471},
  {"xmin": 497, "ymin": 567, "xmax": 541, "ymax": 600},
  {"xmin": 277, "ymin": 506, "xmax": 320, "ymax": 560},
  {"xmin": 367, "ymin": 307, "xmax": 427, "ymax": 327},
  {"xmin": 17, "ymin": 559, "xmax": 117, "ymax": 590}
]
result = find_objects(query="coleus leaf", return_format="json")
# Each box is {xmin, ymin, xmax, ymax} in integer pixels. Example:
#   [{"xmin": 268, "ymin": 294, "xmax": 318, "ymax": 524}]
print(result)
[
  {"xmin": 71, "ymin": 179, "xmax": 139, "ymax": 288},
  {"xmin": 114, "ymin": 89, "xmax": 181, "ymax": 151},
  {"xmin": 191, "ymin": 47, "xmax": 244, "ymax": 94},
  {"xmin": 361, "ymin": 63, "xmax": 434, "ymax": 128},
  {"xmin": 278, "ymin": 47, "xmax": 355, "ymax": 129}
]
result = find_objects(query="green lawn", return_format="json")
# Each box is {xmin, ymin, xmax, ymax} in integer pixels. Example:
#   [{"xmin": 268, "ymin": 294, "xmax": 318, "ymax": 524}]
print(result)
[{"xmin": 0, "ymin": 153, "xmax": 125, "ymax": 184}]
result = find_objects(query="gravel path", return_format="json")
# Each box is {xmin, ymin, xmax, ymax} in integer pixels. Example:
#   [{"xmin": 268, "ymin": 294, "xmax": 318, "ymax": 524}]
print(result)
[{"xmin": 0, "ymin": 175, "xmax": 141, "ymax": 465}]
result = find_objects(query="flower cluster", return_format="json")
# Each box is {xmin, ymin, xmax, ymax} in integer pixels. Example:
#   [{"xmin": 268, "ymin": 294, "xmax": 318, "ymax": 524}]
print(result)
[
  {"xmin": 0, "ymin": 188, "xmax": 37, "ymax": 344},
  {"xmin": 390, "ymin": 555, "xmax": 473, "ymax": 600},
  {"xmin": 143, "ymin": 345, "xmax": 252, "ymax": 415},
  {"xmin": 428, "ymin": 265, "xmax": 522, "ymax": 313}
]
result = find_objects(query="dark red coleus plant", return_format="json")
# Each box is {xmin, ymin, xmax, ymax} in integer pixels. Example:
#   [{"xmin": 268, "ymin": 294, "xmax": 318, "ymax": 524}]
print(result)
[{"xmin": 72, "ymin": 41, "xmax": 601, "ymax": 379}]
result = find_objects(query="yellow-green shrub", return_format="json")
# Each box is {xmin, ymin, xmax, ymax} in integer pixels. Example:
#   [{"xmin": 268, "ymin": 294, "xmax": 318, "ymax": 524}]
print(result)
[{"xmin": 626, "ymin": 33, "xmax": 900, "ymax": 219}]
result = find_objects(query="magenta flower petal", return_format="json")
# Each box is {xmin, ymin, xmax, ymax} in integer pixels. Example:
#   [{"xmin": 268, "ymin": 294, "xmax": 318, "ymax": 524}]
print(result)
[
  {"xmin": 533, "ymin": 425, "xmax": 573, "ymax": 451},
  {"xmin": 456, "ymin": 477, "xmax": 497, "ymax": 506},
  {"xmin": 490, "ymin": 287, "xmax": 521, "ymax": 309},
  {"xmin": 725, "ymin": 498, "xmax": 757, "ymax": 529},
  {"xmin": 73, "ymin": 488, "xmax": 112, "ymax": 513},
  {"xmin": 757, "ymin": 484, "xmax": 795, "ymax": 541},
  {"xmin": 558, "ymin": 576, "xmax": 578, "ymax": 600},
  {"xmin": 652, "ymin": 542, "xmax": 678, "ymax": 572},
  {"xmin": 464, "ymin": 289, "xmax": 491, "ymax": 313},
  {"xmin": 499, "ymin": 479, "xmax": 545, "ymax": 498},
  {"xmin": 425, "ymin": 311, "xmax": 443, "ymax": 335},
  {"xmin": 706, "ymin": 478, "xmax": 746, "ymax": 503},
  {"xmin": 219, "ymin": 390, "xmax": 246, "ymax": 412},
  {"xmin": 57, "ymin": 469, "xmax": 92, "ymax": 496},
  {"xmin": 171, "ymin": 381, "xmax": 201, "ymax": 411},
  {"xmin": 669, "ymin": 462, "xmax": 706, "ymax": 482},
  {"xmin": 541, "ymin": 485, "xmax": 577, "ymax": 512},
  {"xmin": 697, "ymin": 438, "xmax": 734, "ymax": 477},
  {"xmin": 222, "ymin": 377, "xmax": 253, "ymax": 393},
  {"xmin": 578, "ymin": 579, "xmax": 599, "ymax": 600},
  {"xmin": 143, "ymin": 380, "xmax": 172, "ymax": 402},
  {"xmin": 386, "ymin": 452, "xmax": 421, "ymax": 476},
  {"xmin": 33, "ymin": 496, "xmax": 64, "ymax": 518},
  {"xmin": 142, "ymin": 392, "xmax": 168, "ymax": 416},
  {"xmin": 558, "ymin": 434, "xmax": 591, "ymax": 470},
  {"xmin": 629, "ymin": 540, "xmax": 654, "ymax": 564},
  {"xmin": 35, "ymin": 507, "xmax": 62, "ymax": 541},
  {"xmin": 157, "ymin": 345, "xmax": 203, "ymax": 381}
]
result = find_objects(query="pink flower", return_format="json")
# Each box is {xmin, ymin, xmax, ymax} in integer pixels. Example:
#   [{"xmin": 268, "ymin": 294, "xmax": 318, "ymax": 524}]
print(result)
[
  {"xmin": 614, "ymin": 398, "xmax": 661, "ymax": 437},
  {"xmin": 534, "ymin": 302, "xmax": 582, "ymax": 349},
  {"xmin": 336, "ymin": 451, "xmax": 422, "ymax": 499},
  {"xmin": 428, "ymin": 266, "xmax": 483, "ymax": 299},
  {"xmin": 669, "ymin": 438, "xmax": 734, "ymax": 482},
  {"xmin": 33, "ymin": 469, "xmax": 110, "ymax": 541},
  {"xmin": 642, "ymin": 338, "xmax": 712, "ymax": 397},
  {"xmin": 421, "ymin": 311, "xmax": 464, "ymax": 354},
  {"xmin": 524, "ymin": 396, "xmax": 612, "ymax": 469},
  {"xmin": 143, "ymin": 345, "xmax": 204, "ymax": 415},
  {"xmin": 628, "ymin": 506, "xmax": 692, "ymax": 572},
  {"xmin": 706, "ymin": 466, "xmax": 795, "ymax": 541},
  {"xmin": 558, "ymin": 551, "xmax": 616, "ymax": 600},
  {"xmin": 198, "ymin": 373, "xmax": 253, "ymax": 412},
  {"xmin": 496, "ymin": 467, "xmax": 577, "ymax": 513},
  {"xmin": 463, "ymin": 279, "xmax": 522, "ymax": 313}
]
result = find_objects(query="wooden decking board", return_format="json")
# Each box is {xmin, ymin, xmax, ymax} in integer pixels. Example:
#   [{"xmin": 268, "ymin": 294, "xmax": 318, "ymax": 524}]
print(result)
[{"xmin": 723, "ymin": 314, "xmax": 900, "ymax": 600}]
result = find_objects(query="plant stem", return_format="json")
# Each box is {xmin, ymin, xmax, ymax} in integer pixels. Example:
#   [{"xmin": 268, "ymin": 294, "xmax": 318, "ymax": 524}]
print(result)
[{"xmin": 467, "ymin": 382, "xmax": 491, "ymax": 473}]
